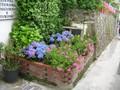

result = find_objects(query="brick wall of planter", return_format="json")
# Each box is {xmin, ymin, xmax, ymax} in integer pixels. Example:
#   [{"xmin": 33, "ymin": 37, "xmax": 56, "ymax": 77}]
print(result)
[{"xmin": 19, "ymin": 52, "xmax": 94, "ymax": 90}]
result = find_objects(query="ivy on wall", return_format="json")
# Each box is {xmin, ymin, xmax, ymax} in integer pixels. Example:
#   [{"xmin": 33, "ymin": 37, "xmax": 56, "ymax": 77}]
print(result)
[{"xmin": 10, "ymin": 0, "xmax": 63, "ymax": 47}]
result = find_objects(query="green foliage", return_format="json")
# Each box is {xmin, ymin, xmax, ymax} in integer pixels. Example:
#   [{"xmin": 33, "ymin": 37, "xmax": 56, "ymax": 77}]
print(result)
[
  {"xmin": 10, "ymin": 0, "xmax": 63, "ymax": 47},
  {"xmin": 0, "ymin": 42, "xmax": 4, "ymax": 53},
  {"xmin": 45, "ymin": 34, "xmax": 94, "ymax": 71},
  {"xmin": 45, "ymin": 46, "xmax": 77, "ymax": 71},
  {"xmin": 10, "ymin": 21, "xmax": 42, "ymax": 48},
  {"xmin": 104, "ymin": 0, "xmax": 114, "ymax": 3},
  {"xmin": 61, "ymin": 0, "xmax": 103, "ymax": 10},
  {"xmin": 71, "ymin": 35, "xmax": 94, "ymax": 56},
  {"xmin": 2, "ymin": 42, "xmax": 21, "ymax": 71},
  {"xmin": 77, "ymin": 0, "xmax": 102, "ymax": 10},
  {"xmin": 61, "ymin": 0, "xmax": 78, "ymax": 9}
]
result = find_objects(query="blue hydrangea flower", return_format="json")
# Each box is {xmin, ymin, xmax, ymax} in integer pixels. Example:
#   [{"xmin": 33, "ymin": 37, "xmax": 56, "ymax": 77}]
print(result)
[
  {"xmin": 36, "ymin": 47, "xmax": 43, "ymax": 52},
  {"xmin": 70, "ymin": 34, "xmax": 74, "ymax": 37},
  {"xmin": 62, "ymin": 37, "xmax": 67, "ymax": 41},
  {"xmin": 36, "ymin": 49, "xmax": 46, "ymax": 55},
  {"xmin": 29, "ymin": 48, "xmax": 36, "ymax": 52},
  {"xmin": 31, "ymin": 41, "xmax": 39, "ymax": 47},
  {"xmin": 23, "ymin": 49, "xmax": 28, "ymax": 55},
  {"xmin": 49, "ymin": 37, "xmax": 55, "ymax": 42},
  {"xmin": 65, "ymin": 38, "xmax": 70, "ymax": 42},
  {"xmin": 39, "ymin": 41, "xmax": 45, "ymax": 45},
  {"xmin": 65, "ymin": 31, "xmax": 71, "ymax": 36},
  {"xmin": 26, "ymin": 45, "xmax": 34, "ymax": 50},
  {"xmin": 61, "ymin": 35, "xmax": 67, "ymax": 39},
  {"xmin": 49, "ymin": 44, "xmax": 56, "ymax": 48},
  {"xmin": 38, "ymin": 53, "xmax": 44, "ymax": 59},
  {"xmin": 26, "ymin": 49, "xmax": 36, "ymax": 57},
  {"xmin": 57, "ymin": 37, "xmax": 62, "ymax": 42},
  {"xmin": 62, "ymin": 31, "xmax": 67, "ymax": 36},
  {"xmin": 51, "ymin": 34, "xmax": 55, "ymax": 37},
  {"xmin": 36, "ymin": 50, "xmax": 42, "ymax": 55},
  {"xmin": 56, "ymin": 33, "xmax": 61, "ymax": 38}
]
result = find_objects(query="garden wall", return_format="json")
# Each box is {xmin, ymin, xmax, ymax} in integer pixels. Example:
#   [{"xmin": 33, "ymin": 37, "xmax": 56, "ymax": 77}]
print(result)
[
  {"xmin": 65, "ymin": 9, "xmax": 117, "ymax": 59},
  {"xmin": 94, "ymin": 13, "xmax": 117, "ymax": 59}
]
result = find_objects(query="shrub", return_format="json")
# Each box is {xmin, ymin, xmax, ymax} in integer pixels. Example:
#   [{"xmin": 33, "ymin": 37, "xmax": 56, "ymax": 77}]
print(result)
[{"xmin": 10, "ymin": 0, "xmax": 63, "ymax": 48}]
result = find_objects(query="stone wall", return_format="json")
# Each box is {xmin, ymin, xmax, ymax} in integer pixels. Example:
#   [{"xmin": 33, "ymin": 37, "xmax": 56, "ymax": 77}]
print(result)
[
  {"xmin": 65, "ymin": 9, "xmax": 117, "ymax": 59},
  {"xmin": 94, "ymin": 14, "xmax": 117, "ymax": 59}
]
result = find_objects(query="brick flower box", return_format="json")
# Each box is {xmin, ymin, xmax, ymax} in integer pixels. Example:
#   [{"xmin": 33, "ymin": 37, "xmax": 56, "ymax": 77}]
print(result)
[{"xmin": 19, "ymin": 52, "xmax": 93, "ymax": 89}]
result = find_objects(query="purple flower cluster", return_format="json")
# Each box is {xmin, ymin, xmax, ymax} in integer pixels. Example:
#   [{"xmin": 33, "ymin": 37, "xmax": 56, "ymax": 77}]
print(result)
[
  {"xmin": 23, "ymin": 41, "xmax": 49, "ymax": 59},
  {"xmin": 49, "ymin": 31, "xmax": 74, "ymax": 43}
]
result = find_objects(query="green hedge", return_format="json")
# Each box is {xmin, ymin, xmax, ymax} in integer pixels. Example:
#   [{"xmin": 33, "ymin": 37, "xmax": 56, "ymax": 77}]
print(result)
[{"xmin": 10, "ymin": 0, "xmax": 63, "ymax": 47}]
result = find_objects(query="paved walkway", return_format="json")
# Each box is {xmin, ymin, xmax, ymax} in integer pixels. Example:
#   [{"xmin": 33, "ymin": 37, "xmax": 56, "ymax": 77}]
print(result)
[
  {"xmin": 0, "ymin": 36, "xmax": 120, "ymax": 90},
  {"xmin": 73, "ymin": 36, "xmax": 120, "ymax": 90}
]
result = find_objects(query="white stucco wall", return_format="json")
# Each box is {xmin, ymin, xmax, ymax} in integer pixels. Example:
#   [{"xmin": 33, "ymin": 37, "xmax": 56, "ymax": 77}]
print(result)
[
  {"xmin": 0, "ymin": 20, "xmax": 14, "ymax": 44},
  {"xmin": 0, "ymin": 0, "xmax": 16, "ymax": 44}
]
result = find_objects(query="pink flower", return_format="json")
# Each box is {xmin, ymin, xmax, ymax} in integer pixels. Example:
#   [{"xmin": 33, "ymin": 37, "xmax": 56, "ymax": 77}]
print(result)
[
  {"xmin": 84, "ymin": 48, "xmax": 88, "ymax": 52},
  {"xmin": 65, "ymin": 55, "xmax": 69, "ymax": 59},
  {"xmin": 77, "ymin": 55, "xmax": 82, "ymax": 61},
  {"xmin": 81, "ymin": 38, "xmax": 84, "ymax": 41},
  {"xmin": 68, "ymin": 48, "xmax": 71, "ymax": 50},
  {"xmin": 63, "ymin": 46, "xmax": 67, "ymax": 49},
  {"xmin": 103, "ymin": 1, "xmax": 115, "ymax": 13},
  {"xmin": 78, "ymin": 49, "xmax": 80, "ymax": 52},
  {"xmin": 88, "ymin": 38, "xmax": 91, "ymax": 41},
  {"xmin": 0, "ymin": 53, "xmax": 4, "ymax": 59},
  {"xmin": 73, "ymin": 62, "xmax": 78, "ymax": 67},
  {"xmin": 78, "ymin": 64, "xmax": 83, "ymax": 70},
  {"xmin": 76, "ymin": 58, "xmax": 80, "ymax": 61},
  {"xmin": 79, "ymin": 55, "xmax": 82, "ymax": 61},
  {"xmin": 85, "ymin": 40, "xmax": 88, "ymax": 42},
  {"xmin": 56, "ymin": 50, "xmax": 60, "ymax": 53},
  {"xmin": 88, "ymin": 52, "xmax": 91, "ymax": 56},
  {"xmin": 67, "ymin": 68, "xmax": 71, "ymax": 72},
  {"xmin": 82, "ymin": 52, "xmax": 85, "ymax": 55},
  {"xmin": 92, "ymin": 43, "xmax": 94, "ymax": 46},
  {"xmin": 61, "ymin": 52, "xmax": 65, "ymax": 55},
  {"xmin": 89, "ymin": 46, "xmax": 94, "ymax": 52},
  {"xmin": 46, "ymin": 48, "xmax": 51, "ymax": 52},
  {"xmin": 88, "ymin": 44, "xmax": 91, "ymax": 47},
  {"xmin": 57, "ymin": 68, "xmax": 62, "ymax": 72},
  {"xmin": 87, "ymin": 33, "xmax": 90, "ymax": 36},
  {"xmin": 66, "ymin": 52, "xmax": 68, "ymax": 54},
  {"xmin": 74, "ymin": 52, "xmax": 78, "ymax": 57}
]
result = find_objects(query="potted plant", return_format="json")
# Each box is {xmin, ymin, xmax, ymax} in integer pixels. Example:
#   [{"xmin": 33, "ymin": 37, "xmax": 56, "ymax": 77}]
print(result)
[
  {"xmin": 1, "ymin": 43, "xmax": 20, "ymax": 83},
  {"xmin": 0, "ymin": 42, "xmax": 4, "ymax": 59}
]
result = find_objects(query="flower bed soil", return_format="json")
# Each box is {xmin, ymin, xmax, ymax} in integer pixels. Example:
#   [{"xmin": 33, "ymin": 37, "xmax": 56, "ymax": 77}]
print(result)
[{"xmin": 19, "ymin": 52, "xmax": 94, "ymax": 89}]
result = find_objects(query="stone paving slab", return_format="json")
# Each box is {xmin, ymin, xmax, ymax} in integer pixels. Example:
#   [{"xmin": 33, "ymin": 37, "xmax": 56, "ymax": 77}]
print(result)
[
  {"xmin": 0, "ymin": 77, "xmax": 57, "ymax": 90},
  {"xmin": 73, "ymin": 36, "xmax": 120, "ymax": 90},
  {"xmin": 0, "ymin": 64, "xmax": 57, "ymax": 90}
]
